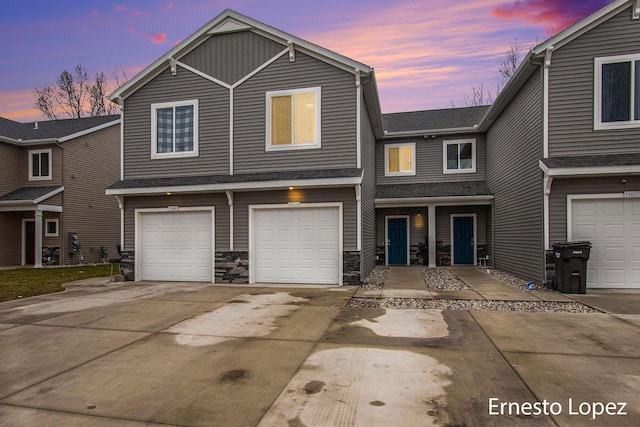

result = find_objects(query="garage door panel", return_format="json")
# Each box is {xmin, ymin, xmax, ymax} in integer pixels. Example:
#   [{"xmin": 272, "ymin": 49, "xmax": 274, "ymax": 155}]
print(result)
[
  {"xmin": 254, "ymin": 207, "xmax": 340, "ymax": 285},
  {"xmin": 571, "ymin": 198, "xmax": 639, "ymax": 288}
]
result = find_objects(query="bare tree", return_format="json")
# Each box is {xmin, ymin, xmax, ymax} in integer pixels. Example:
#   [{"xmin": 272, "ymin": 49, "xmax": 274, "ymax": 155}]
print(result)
[
  {"xmin": 34, "ymin": 65, "xmax": 127, "ymax": 119},
  {"xmin": 451, "ymin": 83, "xmax": 494, "ymax": 108},
  {"xmin": 497, "ymin": 39, "xmax": 523, "ymax": 92}
]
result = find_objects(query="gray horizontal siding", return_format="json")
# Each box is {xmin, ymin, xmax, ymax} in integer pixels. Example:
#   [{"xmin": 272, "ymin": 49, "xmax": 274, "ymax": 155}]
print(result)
[
  {"xmin": 0, "ymin": 144, "xmax": 20, "ymax": 196},
  {"xmin": 360, "ymin": 99, "xmax": 377, "ymax": 278},
  {"xmin": 123, "ymin": 68, "xmax": 230, "ymax": 179},
  {"xmin": 180, "ymin": 31, "xmax": 285, "ymax": 86},
  {"xmin": 233, "ymin": 188, "xmax": 357, "ymax": 251},
  {"xmin": 123, "ymin": 193, "xmax": 229, "ymax": 252},
  {"xmin": 549, "ymin": 175, "xmax": 640, "ymax": 244},
  {"xmin": 376, "ymin": 133, "xmax": 486, "ymax": 185},
  {"xmin": 486, "ymin": 70, "xmax": 544, "ymax": 282},
  {"xmin": 549, "ymin": 5, "xmax": 640, "ymax": 156},
  {"xmin": 233, "ymin": 52, "xmax": 357, "ymax": 173}
]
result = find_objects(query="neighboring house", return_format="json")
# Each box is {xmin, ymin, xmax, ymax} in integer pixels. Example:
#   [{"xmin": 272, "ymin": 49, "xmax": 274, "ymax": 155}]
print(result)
[
  {"xmin": 0, "ymin": 115, "xmax": 121, "ymax": 267},
  {"xmin": 106, "ymin": 0, "xmax": 640, "ymax": 289}
]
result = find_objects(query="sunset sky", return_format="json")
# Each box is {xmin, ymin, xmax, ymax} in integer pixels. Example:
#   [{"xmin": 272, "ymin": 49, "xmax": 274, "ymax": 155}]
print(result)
[{"xmin": 0, "ymin": 0, "xmax": 612, "ymax": 122}]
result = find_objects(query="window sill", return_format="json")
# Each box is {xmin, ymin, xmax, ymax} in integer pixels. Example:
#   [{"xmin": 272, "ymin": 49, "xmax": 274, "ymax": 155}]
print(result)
[
  {"xmin": 443, "ymin": 168, "xmax": 476, "ymax": 174},
  {"xmin": 151, "ymin": 151, "xmax": 199, "ymax": 160},
  {"xmin": 266, "ymin": 143, "xmax": 321, "ymax": 152}
]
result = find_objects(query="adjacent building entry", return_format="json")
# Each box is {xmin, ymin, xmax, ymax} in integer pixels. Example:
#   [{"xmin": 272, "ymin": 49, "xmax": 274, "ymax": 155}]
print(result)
[
  {"xmin": 452, "ymin": 215, "xmax": 475, "ymax": 265},
  {"xmin": 386, "ymin": 216, "xmax": 409, "ymax": 265}
]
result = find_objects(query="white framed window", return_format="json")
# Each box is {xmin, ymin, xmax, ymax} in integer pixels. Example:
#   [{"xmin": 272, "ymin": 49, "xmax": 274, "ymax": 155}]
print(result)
[
  {"xmin": 443, "ymin": 139, "xmax": 476, "ymax": 174},
  {"xmin": 151, "ymin": 99, "xmax": 199, "ymax": 159},
  {"xmin": 28, "ymin": 149, "xmax": 52, "ymax": 181},
  {"xmin": 45, "ymin": 219, "xmax": 59, "ymax": 237},
  {"xmin": 266, "ymin": 87, "xmax": 321, "ymax": 150},
  {"xmin": 595, "ymin": 54, "xmax": 640, "ymax": 130},
  {"xmin": 385, "ymin": 143, "xmax": 416, "ymax": 176}
]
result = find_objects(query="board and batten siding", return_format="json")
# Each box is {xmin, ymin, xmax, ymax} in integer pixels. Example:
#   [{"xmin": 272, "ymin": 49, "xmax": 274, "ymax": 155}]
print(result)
[
  {"xmin": 486, "ymin": 70, "xmax": 544, "ymax": 282},
  {"xmin": 376, "ymin": 134, "xmax": 486, "ymax": 185},
  {"xmin": 123, "ymin": 193, "xmax": 229, "ymax": 252},
  {"xmin": 0, "ymin": 143, "xmax": 20, "ymax": 195},
  {"xmin": 548, "ymin": 176, "xmax": 640, "ymax": 244},
  {"xmin": 21, "ymin": 144, "xmax": 62, "ymax": 187},
  {"xmin": 123, "ymin": 68, "xmax": 230, "ymax": 179},
  {"xmin": 60, "ymin": 124, "xmax": 121, "ymax": 265},
  {"xmin": 233, "ymin": 52, "xmax": 358, "ymax": 173},
  {"xmin": 180, "ymin": 31, "xmax": 286, "ymax": 86},
  {"xmin": 233, "ymin": 188, "xmax": 358, "ymax": 252},
  {"xmin": 549, "ymin": 5, "xmax": 640, "ymax": 156},
  {"xmin": 360, "ymin": 97, "xmax": 377, "ymax": 278}
]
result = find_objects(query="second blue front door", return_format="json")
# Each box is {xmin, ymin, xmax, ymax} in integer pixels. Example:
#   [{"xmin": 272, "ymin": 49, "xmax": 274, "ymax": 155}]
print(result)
[
  {"xmin": 388, "ymin": 217, "xmax": 408, "ymax": 265},
  {"xmin": 453, "ymin": 216, "xmax": 474, "ymax": 264}
]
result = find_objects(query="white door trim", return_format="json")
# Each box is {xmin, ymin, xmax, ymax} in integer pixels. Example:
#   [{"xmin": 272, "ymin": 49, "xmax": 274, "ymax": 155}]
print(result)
[
  {"xmin": 134, "ymin": 206, "xmax": 215, "ymax": 282},
  {"xmin": 450, "ymin": 213, "xmax": 477, "ymax": 265},
  {"xmin": 249, "ymin": 202, "xmax": 343, "ymax": 285},
  {"xmin": 385, "ymin": 215, "xmax": 410, "ymax": 266}
]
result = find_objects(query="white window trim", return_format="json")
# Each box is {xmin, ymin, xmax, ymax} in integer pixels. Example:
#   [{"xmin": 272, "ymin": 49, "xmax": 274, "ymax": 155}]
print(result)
[
  {"xmin": 45, "ymin": 218, "xmax": 59, "ymax": 237},
  {"xmin": 384, "ymin": 142, "xmax": 416, "ymax": 177},
  {"xmin": 443, "ymin": 139, "xmax": 476, "ymax": 174},
  {"xmin": 151, "ymin": 99, "xmax": 199, "ymax": 159},
  {"xmin": 28, "ymin": 149, "xmax": 52, "ymax": 181},
  {"xmin": 594, "ymin": 53, "xmax": 640, "ymax": 130},
  {"xmin": 265, "ymin": 87, "xmax": 321, "ymax": 151}
]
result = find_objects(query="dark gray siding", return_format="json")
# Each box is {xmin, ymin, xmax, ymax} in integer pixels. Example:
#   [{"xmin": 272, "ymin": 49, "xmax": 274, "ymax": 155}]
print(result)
[
  {"xmin": 549, "ymin": 5, "xmax": 640, "ymax": 156},
  {"xmin": 486, "ymin": 70, "xmax": 544, "ymax": 281},
  {"xmin": 181, "ymin": 31, "xmax": 285, "ymax": 86},
  {"xmin": 360, "ymin": 97, "xmax": 377, "ymax": 278},
  {"xmin": 376, "ymin": 133, "xmax": 486, "ymax": 185},
  {"xmin": 123, "ymin": 193, "xmax": 229, "ymax": 251},
  {"xmin": 61, "ymin": 124, "xmax": 121, "ymax": 265},
  {"xmin": 123, "ymin": 68, "xmax": 230, "ymax": 179},
  {"xmin": 234, "ymin": 52, "xmax": 357, "ymax": 173},
  {"xmin": 0, "ymin": 213, "xmax": 21, "ymax": 265},
  {"xmin": 0, "ymin": 143, "xmax": 20, "ymax": 196},
  {"xmin": 549, "ymin": 176, "xmax": 640, "ymax": 244},
  {"xmin": 233, "ymin": 188, "xmax": 357, "ymax": 251}
]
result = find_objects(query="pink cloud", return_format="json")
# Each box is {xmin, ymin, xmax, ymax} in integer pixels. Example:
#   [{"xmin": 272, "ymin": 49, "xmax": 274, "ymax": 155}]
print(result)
[
  {"xmin": 149, "ymin": 33, "xmax": 167, "ymax": 44},
  {"xmin": 115, "ymin": 5, "xmax": 127, "ymax": 12},
  {"xmin": 115, "ymin": 4, "xmax": 146, "ymax": 17},
  {"xmin": 492, "ymin": 0, "xmax": 610, "ymax": 33},
  {"xmin": 166, "ymin": 2, "xmax": 174, "ymax": 12}
]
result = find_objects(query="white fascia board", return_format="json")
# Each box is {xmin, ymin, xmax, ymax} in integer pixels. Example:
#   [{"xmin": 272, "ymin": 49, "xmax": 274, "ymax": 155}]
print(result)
[
  {"xmin": 375, "ymin": 195, "xmax": 494, "ymax": 208},
  {"xmin": 383, "ymin": 126, "xmax": 479, "ymax": 138},
  {"xmin": 33, "ymin": 186, "xmax": 64, "ymax": 204},
  {"xmin": 58, "ymin": 119, "xmax": 121, "ymax": 142},
  {"xmin": 1, "ymin": 138, "xmax": 59, "ymax": 146},
  {"xmin": 0, "ymin": 203, "xmax": 63, "ymax": 212},
  {"xmin": 106, "ymin": 176, "xmax": 363, "ymax": 196},
  {"xmin": 541, "ymin": 163, "xmax": 640, "ymax": 177}
]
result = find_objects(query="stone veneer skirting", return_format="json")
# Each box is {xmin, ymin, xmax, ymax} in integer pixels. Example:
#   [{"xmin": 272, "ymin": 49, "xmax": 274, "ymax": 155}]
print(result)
[{"xmin": 119, "ymin": 250, "xmax": 362, "ymax": 285}]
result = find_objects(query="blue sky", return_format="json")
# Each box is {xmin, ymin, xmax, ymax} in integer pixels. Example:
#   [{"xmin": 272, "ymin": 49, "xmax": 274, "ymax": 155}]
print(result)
[{"xmin": 0, "ymin": 0, "xmax": 612, "ymax": 121}]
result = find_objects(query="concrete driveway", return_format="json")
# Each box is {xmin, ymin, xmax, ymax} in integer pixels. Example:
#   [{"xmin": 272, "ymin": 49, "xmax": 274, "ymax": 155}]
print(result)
[{"xmin": 1, "ymin": 277, "xmax": 639, "ymax": 426}]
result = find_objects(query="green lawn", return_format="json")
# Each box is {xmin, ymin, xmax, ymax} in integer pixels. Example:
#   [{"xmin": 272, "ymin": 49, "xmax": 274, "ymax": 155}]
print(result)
[{"xmin": 0, "ymin": 265, "xmax": 112, "ymax": 302}]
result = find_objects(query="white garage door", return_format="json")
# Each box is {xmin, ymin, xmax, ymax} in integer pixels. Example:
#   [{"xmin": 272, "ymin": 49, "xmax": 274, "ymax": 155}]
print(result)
[
  {"xmin": 138, "ymin": 210, "xmax": 213, "ymax": 282},
  {"xmin": 571, "ymin": 198, "xmax": 640, "ymax": 288},
  {"xmin": 253, "ymin": 207, "xmax": 340, "ymax": 285}
]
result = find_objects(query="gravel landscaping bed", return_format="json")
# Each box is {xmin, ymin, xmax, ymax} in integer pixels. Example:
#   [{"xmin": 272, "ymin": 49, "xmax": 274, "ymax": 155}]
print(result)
[
  {"xmin": 421, "ymin": 267, "xmax": 469, "ymax": 291},
  {"xmin": 361, "ymin": 266, "xmax": 389, "ymax": 289},
  {"xmin": 347, "ymin": 297, "xmax": 601, "ymax": 313},
  {"xmin": 486, "ymin": 268, "xmax": 555, "ymax": 292}
]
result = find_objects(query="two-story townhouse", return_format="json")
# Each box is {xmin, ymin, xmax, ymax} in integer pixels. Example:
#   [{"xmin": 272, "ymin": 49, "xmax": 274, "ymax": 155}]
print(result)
[
  {"xmin": 0, "ymin": 115, "xmax": 121, "ymax": 267},
  {"xmin": 106, "ymin": 10, "xmax": 383, "ymax": 285}
]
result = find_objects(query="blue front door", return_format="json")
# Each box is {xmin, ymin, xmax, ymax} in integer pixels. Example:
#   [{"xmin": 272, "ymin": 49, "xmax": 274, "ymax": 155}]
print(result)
[
  {"xmin": 388, "ymin": 218, "xmax": 407, "ymax": 265},
  {"xmin": 453, "ymin": 216, "xmax": 474, "ymax": 264}
]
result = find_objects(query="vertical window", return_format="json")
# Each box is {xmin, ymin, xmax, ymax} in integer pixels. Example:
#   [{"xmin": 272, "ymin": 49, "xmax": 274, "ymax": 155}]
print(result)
[
  {"xmin": 385, "ymin": 143, "xmax": 416, "ymax": 176},
  {"xmin": 443, "ymin": 139, "xmax": 476, "ymax": 173},
  {"xmin": 595, "ymin": 55, "xmax": 640, "ymax": 129},
  {"xmin": 151, "ymin": 100, "xmax": 199, "ymax": 158},
  {"xmin": 266, "ymin": 87, "xmax": 321, "ymax": 150},
  {"xmin": 28, "ymin": 149, "xmax": 52, "ymax": 180},
  {"xmin": 45, "ymin": 219, "xmax": 59, "ymax": 237}
]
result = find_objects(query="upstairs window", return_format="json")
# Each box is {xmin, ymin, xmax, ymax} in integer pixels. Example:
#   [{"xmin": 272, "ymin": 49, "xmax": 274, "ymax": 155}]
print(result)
[
  {"xmin": 595, "ymin": 54, "xmax": 640, "ymax": 130},
  {"xmin": 266, "ymin": 87, "xmax": 321, "ymax": 150},
  {"xmin": 151, "ymin": 100, "xmax": 199, "ymax": 159},
  {"xmin": 29, "ymin": 149, "xmax": 52, "ymax": 181},
  {"xmin": 385, "ymin": 143, "xmax": 416, "ymax": 176},
  {"xmin": 443, "ymin": 139, "xmax": 476, "ymax": 174}
]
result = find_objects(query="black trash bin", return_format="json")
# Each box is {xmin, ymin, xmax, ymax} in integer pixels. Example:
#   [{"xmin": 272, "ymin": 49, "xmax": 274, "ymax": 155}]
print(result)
[{"xmin": 552, "ymin": 241, "xmax": 591, "ymax": 294}]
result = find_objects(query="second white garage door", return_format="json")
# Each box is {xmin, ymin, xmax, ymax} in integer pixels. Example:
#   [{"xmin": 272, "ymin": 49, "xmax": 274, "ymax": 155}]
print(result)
[
  {"xmin": 252, "ymin": 206, "xmax": 341, "ymax": 285},
  {"xmin": 137, "ymin": 209, "xmax": 213, "ymax": 282},
  {"xmin": 571, "ymin": 197, "xmax": 640, "ymax": 288}
]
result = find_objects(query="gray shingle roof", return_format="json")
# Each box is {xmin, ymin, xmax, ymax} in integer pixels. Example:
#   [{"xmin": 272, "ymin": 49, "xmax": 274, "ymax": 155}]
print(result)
[
  {"xmin": 382, "ymin": 106, "xmax": 489, "ymax": 133},
  {"xmin": 0, "ymin": 115, "xmax": 119, "ymax": 141},
  {"xmin": 541, "ymin": 153, "xmax": 640, "ymax": 169},
  {"xmin": 0, "ymin": 186, "xmax": 63, "ymax": 202},
  {"xmin": 108, "ymin": 168, "xmax": 362, "ymax": 190},
  {"xmin": 376, "ymin": 181, "xmax": 492, "ymax": 199}
]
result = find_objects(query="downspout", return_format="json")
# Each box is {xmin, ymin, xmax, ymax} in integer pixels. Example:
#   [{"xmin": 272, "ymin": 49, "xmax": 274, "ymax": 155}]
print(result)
[
  {"xmin": 355, "ymin": 70, "xmax": 362, "ymax": 169},
  {"xmin": 226, "ymin": 191, "xmax": 234, "ymax": 251},
  {"xmin": 229, "ymin": 88, "xmax": 234, "ymax": 175},
  {"xmin": 355, "ymin": 185, "xmax": 361, "ymax": 251},
  {"xmin": 542, "ymin": 47, "xmax": 553, "ymax": 159},
  {"xmin": 543, "ymin": 175, "xmax": 553, "ymax": 250},
  {"xmin": 115, "ymin": 195, "xmax": 124, "ymax": 252},
  {"xmin": 118, "ymin": 97, "xmax": 125, "ymax": 181}
]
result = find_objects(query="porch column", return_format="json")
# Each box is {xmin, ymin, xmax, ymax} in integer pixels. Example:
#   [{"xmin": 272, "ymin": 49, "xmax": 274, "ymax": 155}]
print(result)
[
  {"xmin": 427, "ymin": 205, "xmax": 436, "ymax": 267},
  {"xmin": 34, "ymin": 210, "xmax": 43, "ymax": 268}
]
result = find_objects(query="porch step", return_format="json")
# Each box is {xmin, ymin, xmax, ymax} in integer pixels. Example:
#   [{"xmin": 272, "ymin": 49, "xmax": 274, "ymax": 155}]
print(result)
[{"xmin": 383, "ymin": 266, "xmax": 427, "ymax": 290}]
